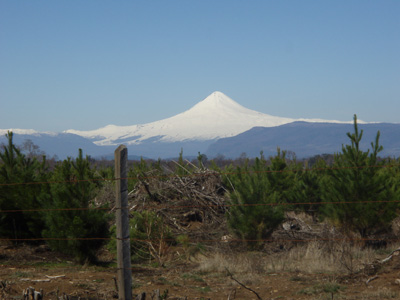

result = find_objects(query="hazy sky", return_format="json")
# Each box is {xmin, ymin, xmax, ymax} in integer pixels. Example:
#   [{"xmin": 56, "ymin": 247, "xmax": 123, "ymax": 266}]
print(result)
[{"xmin": 1, "ymin": 1, "xmax": 399, "ymax": 132}]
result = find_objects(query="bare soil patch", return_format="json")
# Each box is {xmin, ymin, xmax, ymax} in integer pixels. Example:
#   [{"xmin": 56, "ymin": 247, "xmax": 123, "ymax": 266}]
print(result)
[{"xmin": 2, "ymin": 241, "xmax": 400, "ymax": 300}]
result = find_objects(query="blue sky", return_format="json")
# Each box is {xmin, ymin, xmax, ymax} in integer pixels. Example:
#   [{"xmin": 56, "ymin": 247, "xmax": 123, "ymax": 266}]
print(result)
[{"xmin": 1, "ymin": 1, "xmax": 399, "ymax": 132}]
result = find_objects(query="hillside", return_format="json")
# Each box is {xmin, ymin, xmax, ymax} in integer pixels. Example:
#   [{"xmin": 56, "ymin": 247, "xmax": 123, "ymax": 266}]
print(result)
[{"xmin": 206, "ymin": 121, "xmax": 400, "ymax": 158}]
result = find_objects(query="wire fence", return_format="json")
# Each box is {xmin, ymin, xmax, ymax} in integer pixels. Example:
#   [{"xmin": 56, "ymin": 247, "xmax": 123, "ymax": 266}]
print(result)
[
  {"xmin": 1, "ymin": 237, "xmax": 400, "ymax": 243},
  {"xmin": 1, "ymin": 199, "xmax": 400, "ymax": 214},
  {"xmin": 1, "ymin": 163, "xmax": 400, "ymax": 243}
]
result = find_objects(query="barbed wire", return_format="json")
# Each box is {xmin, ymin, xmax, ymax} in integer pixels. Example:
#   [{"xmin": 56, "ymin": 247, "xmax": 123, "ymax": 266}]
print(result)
[
  {"xmin": 0, "ymin": 237, "xmax": 398, "ymax": 243},
  {"xmin": 0, "ymin": 207, "xmax": 111, "ymax": 213},
  {"xmin": 0, "ymin": 199, "xmax": 399, "ymax": 214}
]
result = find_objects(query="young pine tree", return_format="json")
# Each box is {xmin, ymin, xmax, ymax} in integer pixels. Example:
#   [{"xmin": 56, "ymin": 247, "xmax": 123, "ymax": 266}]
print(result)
[
  {"xmin": 225, "ymin": 150, "xmax": 294, "ymax": 249},
  {"xmin": 320, "ymin": 115, "xmax": 399, "ymax": 238},
  {"xmin": 0, "ymin": 131, "xmax": 48, "ymax": 240},
  {"xmin": 42, "ymin": 149, "xmax": 110, "ymax": 263}
]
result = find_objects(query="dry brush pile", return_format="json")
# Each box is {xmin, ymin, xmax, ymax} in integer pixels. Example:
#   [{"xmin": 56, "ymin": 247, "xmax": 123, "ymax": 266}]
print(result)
[{"xmin": 128, "ymin": 168, "xmax": 228, "ymax": 242}]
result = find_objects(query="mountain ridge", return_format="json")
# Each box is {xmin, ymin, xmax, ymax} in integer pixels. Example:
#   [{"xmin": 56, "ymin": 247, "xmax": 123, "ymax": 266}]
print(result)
[{"xmin": 206, "ymin": 121, "xmax": 400, "ymax": 159}]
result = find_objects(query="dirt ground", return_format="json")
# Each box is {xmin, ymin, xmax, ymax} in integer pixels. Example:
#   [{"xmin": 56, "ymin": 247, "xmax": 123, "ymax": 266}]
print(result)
[{"xmin": 1, "ymin": 243, "xmax": 400, "ymax": 300}]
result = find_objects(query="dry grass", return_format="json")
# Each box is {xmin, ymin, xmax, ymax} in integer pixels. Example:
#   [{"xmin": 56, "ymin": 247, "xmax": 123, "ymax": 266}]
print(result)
[
  {"xmin": 196, "ymin": 251, "xmax": 265, "ymax": 285},
  {"xmin": 266, "ymin": 241, "xmax": 379, "ymax": 274},
  {"xmin": 357, "ymin": 288, "xmax": 399, "ymax": 299},
  {"xmin": 197, "ymin": 241, "xmax": 385, "ymax": 278},
  {"xmin": 197, "ymin": 251, "xmax": 265, "ymax": 274}
]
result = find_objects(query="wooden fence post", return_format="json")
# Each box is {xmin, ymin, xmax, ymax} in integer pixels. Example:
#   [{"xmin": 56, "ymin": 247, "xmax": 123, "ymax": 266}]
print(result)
[{"xmin": 115, "ymin": 145, "xmax": 132, "ymax": 300}]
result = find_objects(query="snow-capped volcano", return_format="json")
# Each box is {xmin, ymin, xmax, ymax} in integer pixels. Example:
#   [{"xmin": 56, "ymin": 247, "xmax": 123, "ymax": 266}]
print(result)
[
  {"xmin": 3, "ymin": 91, "xmax": 397, "ymax": 160},
  {"xmin": 65, "ymin": 91, "xmax": 349, "ymax": 146}
]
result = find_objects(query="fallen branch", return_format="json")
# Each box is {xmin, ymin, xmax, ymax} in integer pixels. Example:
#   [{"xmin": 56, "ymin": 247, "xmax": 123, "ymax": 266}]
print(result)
[
  {"xmin": 225, "ymin": 268, "xmax": 263, "ymax": 300},
  {"xmin": 20, "ymin": 279, "xmax": 50, "ymax": 283},
  {"xmin": 227, "ymin": 288, "xmax": 236, "ymax": 300},
  {"xmin": 172, "ymin": 160, "xmax": 192, "ymax": 175},
  {"xmin": 380, "ymin": 247, "xmax": 400, "ymax": 264},
  {"xmin": 45, "ymin": 275, "xmax": 65, "ymax": 279},
  {"xmin": 366, "ymin": 275, "xmax": 379, "ymax": 285}
]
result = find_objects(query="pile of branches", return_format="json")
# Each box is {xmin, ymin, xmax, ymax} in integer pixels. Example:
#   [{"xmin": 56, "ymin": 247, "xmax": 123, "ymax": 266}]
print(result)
[{"xmin": 128, "ymin": 166, "xmax": 228, "ymax": 239}]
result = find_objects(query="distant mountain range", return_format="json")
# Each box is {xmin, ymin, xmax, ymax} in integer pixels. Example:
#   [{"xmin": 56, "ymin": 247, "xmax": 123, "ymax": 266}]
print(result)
[
  {"xmin": 207, "ymin": 122, "xmax": 400, "ymax": 159},
  {"xmin": 1, "ymin": 92, "xmax": 399, "ymax": 159}
]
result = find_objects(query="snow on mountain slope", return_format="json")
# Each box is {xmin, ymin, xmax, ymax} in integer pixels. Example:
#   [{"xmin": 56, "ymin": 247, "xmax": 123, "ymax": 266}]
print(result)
[
  {"xmin": 0, "ymin": 129, "xmax": 56, "ymax": 136},
  {"xmin": 64, "ymin": 91, "xmax": 353, "ymax": 146}
]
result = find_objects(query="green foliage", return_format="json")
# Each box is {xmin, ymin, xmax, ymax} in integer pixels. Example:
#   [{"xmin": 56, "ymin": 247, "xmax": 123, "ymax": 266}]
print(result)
[
  {"xmin": 224, "ymin": 150, "xmax": 295, "ymax": 248},
  {"xmin": 320, "ymin": 115, "xmax": 399, "ymax": 237},
  {"xmin": 95, "ymin": 165, "xmax": 114, "ymax": 181},
  {"xmin": 109, "ymin": 211, "xmax": 173, "ymax": 264},
  {"xmin": 291, "ymin": 158, "xmax": 328, "ymax": 219},
  {"xmin": 127, "ymin": 157, "xmax": 165, "ymax": 192},
  {"xmin": 130, "ymin": 211, "xmax": 170, "ymax": 263},
  {"xmin": 176, "ymin": 234, "xmax": 205, "ymax": 261},
  {"xmin": 42, "ymin": 149, "xmax": 110, "ymax": 263},
  {"xmin": 197, "ymin": 152, "xmax": 207, "ymax": 170},
  {"xmin": 298, "ymin": 282, "xmax": 345, "ymax": 296},
  {"xmin": 0, "ymin": 131, "xmax": 48, "ymax": 240},
  {"xmin": 175, "ymin": 148, "xmax": 191, "ymax": 177}
]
